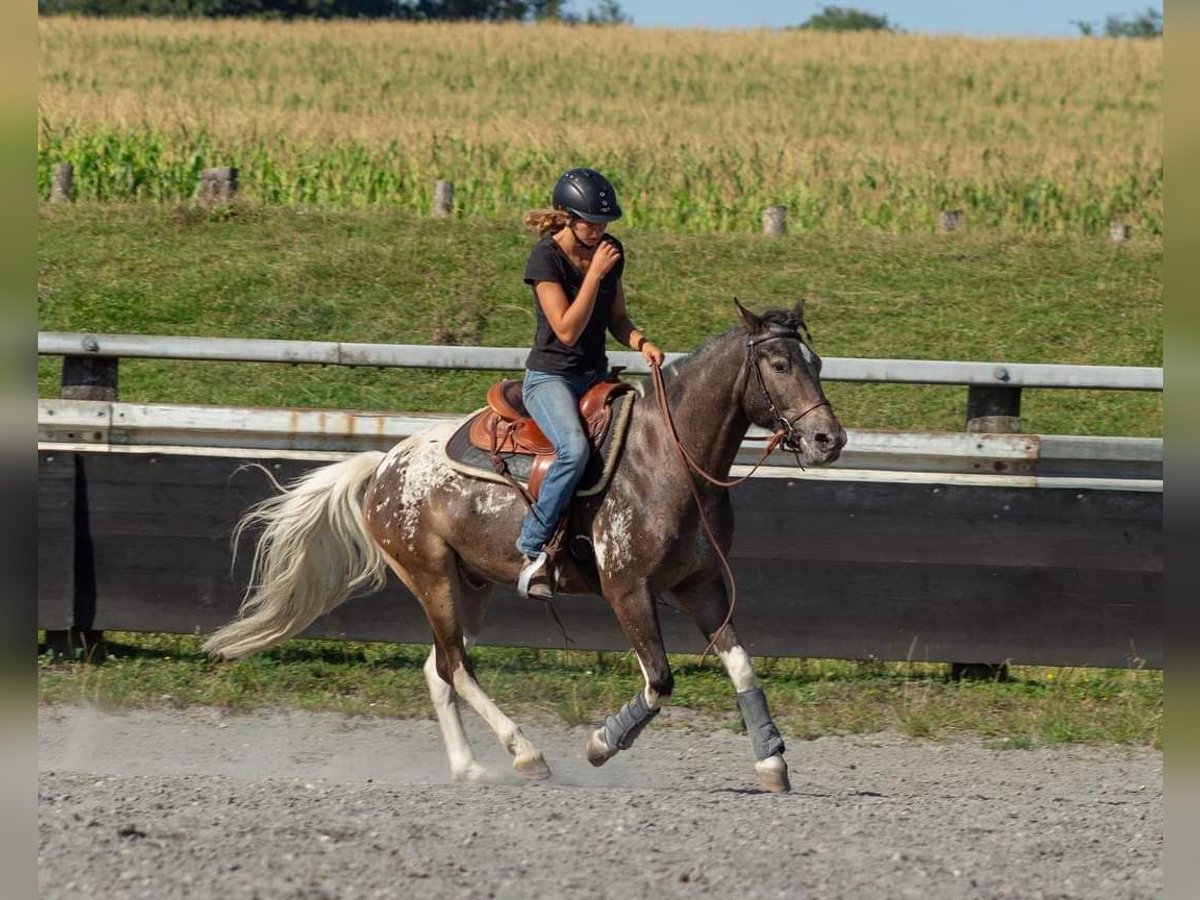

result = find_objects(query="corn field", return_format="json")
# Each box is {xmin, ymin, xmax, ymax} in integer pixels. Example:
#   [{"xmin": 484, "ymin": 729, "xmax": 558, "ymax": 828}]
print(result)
[{"xmin": 37, "ymin": 18, "xmax": 1163, "ymax": 235}]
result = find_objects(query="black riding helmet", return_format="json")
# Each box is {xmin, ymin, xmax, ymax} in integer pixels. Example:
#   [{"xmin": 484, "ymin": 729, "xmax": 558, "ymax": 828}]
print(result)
[{"xmin": 552, "ymin": 168, "xmax": 623, "ymax": 223}]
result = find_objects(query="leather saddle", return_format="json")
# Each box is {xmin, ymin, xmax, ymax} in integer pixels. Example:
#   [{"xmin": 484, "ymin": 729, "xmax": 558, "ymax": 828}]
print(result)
[{"xmin": 467, "ymin": 372, "xmax": 634, "ymax": 500}]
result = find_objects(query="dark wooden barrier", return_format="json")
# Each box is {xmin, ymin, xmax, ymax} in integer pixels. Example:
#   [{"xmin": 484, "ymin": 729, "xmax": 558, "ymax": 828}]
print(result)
[{"xmin": 36, "ymin": 448, "xmax": 1162, "ymax": 668}]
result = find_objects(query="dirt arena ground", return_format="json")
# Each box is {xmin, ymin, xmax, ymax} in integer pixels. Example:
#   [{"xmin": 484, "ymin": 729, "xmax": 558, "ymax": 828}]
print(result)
[{"xmin": 38, "ymin": 705, "xmax": 1162, "ymax": 899}]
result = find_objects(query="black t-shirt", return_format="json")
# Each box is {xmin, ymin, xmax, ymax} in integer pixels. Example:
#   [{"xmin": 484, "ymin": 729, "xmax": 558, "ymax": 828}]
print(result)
[{"xmin": 523, "ymin": 234, "xmax": 625, "ymax": 376}]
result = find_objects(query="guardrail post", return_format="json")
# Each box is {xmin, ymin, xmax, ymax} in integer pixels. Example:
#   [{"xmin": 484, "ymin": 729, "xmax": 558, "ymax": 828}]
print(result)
[
  {"xmin": 46, "ymin": 348, "xmax": 117, "ymax": 660},
  {"xmin": 60, "ymin": 350, "xmax": 118, "ymax": 402},
  {"xmin": 955, "ymin": 380, "xmax": 1022, "ymax": 679},
  {"xmin": 965, "ymin": 383, "xmax": 1021, "ymax": 434}
]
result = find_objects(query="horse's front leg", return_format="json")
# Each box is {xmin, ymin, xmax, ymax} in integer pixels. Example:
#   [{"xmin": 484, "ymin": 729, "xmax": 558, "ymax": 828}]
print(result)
[
  {"xmin": 673, "ymin": 575, "xmax": 790, "ymax": 793},
  {"xmin": 586, "ymin": 581, "xmax": 673, "ymax": 766}
]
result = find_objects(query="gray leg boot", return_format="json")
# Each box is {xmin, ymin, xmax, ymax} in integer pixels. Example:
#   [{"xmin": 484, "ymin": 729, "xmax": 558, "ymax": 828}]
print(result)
[
  {"xmin": 737, "ymin": 687, "xmax": 790, "ymax": 793},
  {"xmin": 586, "ymin": 690, "xmax": 661, "ymax": 766}
]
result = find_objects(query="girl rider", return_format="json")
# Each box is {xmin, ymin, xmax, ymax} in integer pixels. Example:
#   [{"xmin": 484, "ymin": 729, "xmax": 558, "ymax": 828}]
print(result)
[{"xmin": 517, "ymin": 168, "xmax": 664, "ymax": 599}]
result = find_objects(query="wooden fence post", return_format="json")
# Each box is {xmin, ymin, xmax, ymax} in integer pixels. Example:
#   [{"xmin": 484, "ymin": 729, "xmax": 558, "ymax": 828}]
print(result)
[
  {"xmin": 45, "ymin": 344, "xmax": 118, "ymax": 661},
  {"xmin": 200, "ymin": 167, "xmax": 238, "ymax": 201},
  {"xmin": 761, "ymin": 205, "xmax": 787, "ymax": 236},
  {"xmin": 50, "ymin": 163, "xmax": 74, "ymax": 204},
  {"xmin": 937, "ymin": 209, "xmax": 964, "ymax": 233},
  {"xmin": 433, "ymin": 180, "xmax": 454, "ymax": 218}
]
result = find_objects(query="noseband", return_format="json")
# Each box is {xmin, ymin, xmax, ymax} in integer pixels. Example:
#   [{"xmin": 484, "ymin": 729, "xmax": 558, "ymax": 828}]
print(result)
[{"xmin": 745, "ymin": 329, "xmax": 832, "ymax": 452}]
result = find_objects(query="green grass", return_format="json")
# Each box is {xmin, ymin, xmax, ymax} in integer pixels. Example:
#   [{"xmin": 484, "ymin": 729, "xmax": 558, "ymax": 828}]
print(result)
[
  {"xmin": 37, "ymin": 203, "xmax": 1162, "ymax": 436},
  {"xmin": 37, "ymin": 632, "xmax": 1163, "ymax": 750}
]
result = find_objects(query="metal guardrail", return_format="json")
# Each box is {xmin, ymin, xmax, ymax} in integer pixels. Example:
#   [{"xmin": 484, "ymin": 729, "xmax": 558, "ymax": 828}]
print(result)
[
  {"xmin": 37, "ymin": 330, "xmax": 1164, "ymax": 486},
  {"xmin": 37, "ymin": 398, "xmax": 1163, "ymax": 485},
  {"xmin": 38, "ymin": 331, "xmax": 1164, "ymax": 389}
]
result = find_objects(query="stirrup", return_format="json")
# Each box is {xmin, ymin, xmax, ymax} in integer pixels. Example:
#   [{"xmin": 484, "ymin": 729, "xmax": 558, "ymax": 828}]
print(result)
[{"xmin": 518, "ymin": 551, "xmax": 555, "ymax": 600}]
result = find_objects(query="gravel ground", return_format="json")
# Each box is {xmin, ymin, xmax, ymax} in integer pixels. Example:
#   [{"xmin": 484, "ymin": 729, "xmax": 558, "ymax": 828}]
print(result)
[{"xmin": 38, "ymin": 705, "xmax": 1162, "ymax": 899}]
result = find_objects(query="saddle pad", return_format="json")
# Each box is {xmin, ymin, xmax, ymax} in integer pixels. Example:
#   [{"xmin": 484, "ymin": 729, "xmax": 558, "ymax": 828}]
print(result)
[{"xmin": 443, "ymin": 392, "xmax": 635, "ymax": 497}]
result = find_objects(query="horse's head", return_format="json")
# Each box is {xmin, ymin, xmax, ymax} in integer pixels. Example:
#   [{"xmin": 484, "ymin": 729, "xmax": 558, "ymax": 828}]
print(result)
[{"xmin": 735, "ymin": 299, "xmax": 847, "ymax": 467}]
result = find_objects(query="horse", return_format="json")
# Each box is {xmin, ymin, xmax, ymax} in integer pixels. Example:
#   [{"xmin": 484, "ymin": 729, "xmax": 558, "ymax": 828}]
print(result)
[{"xmin": 203, "ymin": 299, "xmax": 847, "ymax": 793}]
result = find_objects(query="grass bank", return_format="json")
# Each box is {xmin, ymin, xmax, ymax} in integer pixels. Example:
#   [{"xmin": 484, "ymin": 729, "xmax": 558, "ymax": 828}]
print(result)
[
  {"xmin": 37, "ymin": 204, "xmax": 1162, "ymax": 436},
  {"xmin": 37, "ymin": 632, "xmax": 1162, "ymax": 750}
]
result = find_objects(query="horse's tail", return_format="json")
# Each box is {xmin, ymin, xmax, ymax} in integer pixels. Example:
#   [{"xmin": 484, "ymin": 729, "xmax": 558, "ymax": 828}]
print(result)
[{"xmin": 203, "ymin": 451, "xmax": 387, "ymax": 660}]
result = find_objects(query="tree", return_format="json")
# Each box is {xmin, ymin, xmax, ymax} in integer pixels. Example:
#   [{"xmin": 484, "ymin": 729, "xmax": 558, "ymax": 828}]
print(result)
[
  {"xmin": 796, "ymin": 5, "xmax": 895, "ymax": 32},
  {"xmin": 39, "ymin": 0, "xmax": 401, "ymax": 16},
  {"xmin": 1072, "ymin": 6, "xmax": 1162, "ymax": 38},
  {"xmin": 38, "ymin": 0, "xmax": 628, "ymax": 20},
  {"xmin": 584, "ymin": 0, "xmax": 626, "ymax": 24},
  {"xmin": 528, "ymin": 0, "xmax": 626, "ymax": 24}
]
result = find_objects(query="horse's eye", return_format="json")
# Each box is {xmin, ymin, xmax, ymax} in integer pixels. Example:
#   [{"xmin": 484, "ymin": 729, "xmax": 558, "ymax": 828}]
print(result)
[{"xmin": 771, "ymin": 361, "xmax": 788, "ymax": 374}]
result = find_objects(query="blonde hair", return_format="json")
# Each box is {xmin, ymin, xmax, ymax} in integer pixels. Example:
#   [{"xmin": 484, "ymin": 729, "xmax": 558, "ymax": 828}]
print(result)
[{"xmin": 523, "ymin": 209, "xmax": 571, "ymax": 236}]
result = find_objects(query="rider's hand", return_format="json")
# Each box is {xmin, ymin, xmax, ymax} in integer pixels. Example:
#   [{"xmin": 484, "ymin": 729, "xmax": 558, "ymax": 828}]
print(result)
[
  {"xmin": 640, "ymin": 340, "xmax": 665, "ymax": 367},
  {"xmin": 589, "ymin": 239, "xmax": 622, "ymax": 277}
]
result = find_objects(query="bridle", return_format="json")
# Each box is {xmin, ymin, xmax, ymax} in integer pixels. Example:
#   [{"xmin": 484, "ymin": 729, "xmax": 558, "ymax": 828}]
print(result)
[
  {"xmin": 648, "ymin": 325, "xmax": 835, "ymax": 658},
  {"xmin": 745, "ymin": 329, "xmax": 832, "ymax": 454},
  {"xmin": 649, "ymin": 326, "xmax": 833, "ymax": 489}
]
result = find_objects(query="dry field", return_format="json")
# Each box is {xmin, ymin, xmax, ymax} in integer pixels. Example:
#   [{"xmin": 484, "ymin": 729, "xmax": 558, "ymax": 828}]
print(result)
[{"xmin": 38, "ymin": 18, "xmax": 1162, "ymax": 233}]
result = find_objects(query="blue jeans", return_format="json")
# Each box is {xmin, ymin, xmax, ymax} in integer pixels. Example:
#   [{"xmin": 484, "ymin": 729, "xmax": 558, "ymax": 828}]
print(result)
[{"xmin": 515, "ymin": 369, "xmax": 604, "ymax": 556}]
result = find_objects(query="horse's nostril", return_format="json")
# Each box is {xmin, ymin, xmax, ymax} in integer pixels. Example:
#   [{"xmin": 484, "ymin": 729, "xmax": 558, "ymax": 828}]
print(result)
[{"xmin": 814, "ymin": 432, "xmax": 830, "ymax": 445}]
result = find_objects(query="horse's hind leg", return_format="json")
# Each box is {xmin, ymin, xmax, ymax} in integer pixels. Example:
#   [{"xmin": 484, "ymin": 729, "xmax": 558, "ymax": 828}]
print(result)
[
  {"xmin": 420, "ymin": 578, "xmax": 492, "ymax": 782},
  {"xmin": 673, "ymin": 576, "xmax": 790, "ymax": 793},
  {"xmin": 586, "ymin": 582, "xmax": 673, "ymax": 767},
  {"xmin": 383, "ymin": 547, "xmax": 550, "ymax": 781}
]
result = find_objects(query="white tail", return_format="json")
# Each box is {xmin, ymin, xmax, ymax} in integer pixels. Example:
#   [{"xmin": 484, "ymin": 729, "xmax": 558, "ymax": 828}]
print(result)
[{"xmin": 203, "ymin": 451, "xmax": 387, "ymax": 659}]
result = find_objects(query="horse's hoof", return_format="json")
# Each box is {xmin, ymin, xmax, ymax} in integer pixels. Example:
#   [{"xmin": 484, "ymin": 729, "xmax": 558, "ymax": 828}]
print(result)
[
  {"xmin": 451, "ymin": 763, "xmax": 488, "ymax": 784},
  {"xmin": 586, "ymin": 729, "xmax": 616, "ymax": 767},
  {"xmin": 514, "ymin": 751, "xmax": 552, "ymax": 781},
  {"xmin": 756, "ymin": 755, "xmax": 791, "ymax": 793}
]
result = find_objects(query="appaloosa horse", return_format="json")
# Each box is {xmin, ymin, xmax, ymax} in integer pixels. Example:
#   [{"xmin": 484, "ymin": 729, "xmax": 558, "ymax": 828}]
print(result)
[{"xmin": 204, "ymin": 300, "xmax": 846, "ymax": 792}]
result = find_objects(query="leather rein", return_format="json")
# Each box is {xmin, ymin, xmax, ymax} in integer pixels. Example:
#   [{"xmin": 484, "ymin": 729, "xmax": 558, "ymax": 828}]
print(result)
[{"xmin": 648, "ymin": 329, "xmax": 832, "ymax": 657}]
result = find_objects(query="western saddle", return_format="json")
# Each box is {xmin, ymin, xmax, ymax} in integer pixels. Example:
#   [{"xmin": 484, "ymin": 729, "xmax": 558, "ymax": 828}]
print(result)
[{"xmin": 467, "ymin": 372, "xmax": 634, "ymax": 501}]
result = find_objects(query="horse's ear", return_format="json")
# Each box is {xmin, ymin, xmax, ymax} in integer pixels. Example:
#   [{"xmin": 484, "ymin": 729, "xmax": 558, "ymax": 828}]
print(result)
[
  {"xmin": 734, "ymin": 297, "xmax": 762, "ymax": 331},
  {"xmin": 792, "ymin": 298, "xmax": 806, "ymax": 323}
]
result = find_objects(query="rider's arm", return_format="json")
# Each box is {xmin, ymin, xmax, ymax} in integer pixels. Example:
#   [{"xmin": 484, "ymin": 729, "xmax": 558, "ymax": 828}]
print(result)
[
  {"xmin": 607, "ymin": 283, "xmax": 645, "ymax": 349},
  {"xmin": 534, "ymin": 274, "xmax": 602, "ymax": 347},
  {"xmin": 535, "ymin": 239, "xmax": 622, "ymax": 346},
  {"xmin": 609, "ymin": 283, "xmax": 664, "ymax": 365}
]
